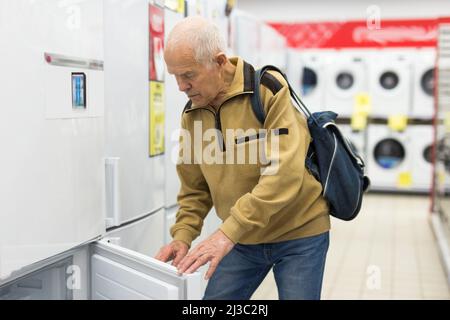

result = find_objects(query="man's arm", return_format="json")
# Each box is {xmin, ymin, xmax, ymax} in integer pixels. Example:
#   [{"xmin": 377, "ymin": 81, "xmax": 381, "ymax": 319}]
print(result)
[
  {"xmin": 170, "ymin": 116, "xmax": 213, "ymax": 246},
  {"xmin": 155, "ymin": 116, "xmax": 213, "ymax": 266}
]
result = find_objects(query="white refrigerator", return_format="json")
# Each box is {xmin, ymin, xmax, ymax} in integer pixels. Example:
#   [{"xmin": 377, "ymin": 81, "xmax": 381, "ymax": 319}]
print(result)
[{"xmin": 0, "ymin": 0, "xmax": 201, "ymax": 300}]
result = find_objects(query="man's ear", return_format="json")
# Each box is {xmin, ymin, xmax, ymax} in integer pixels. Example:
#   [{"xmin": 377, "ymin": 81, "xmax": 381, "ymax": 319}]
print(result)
[{"xmin": 215, "ymin": 52, "xmax": 227, "ymax": 67}]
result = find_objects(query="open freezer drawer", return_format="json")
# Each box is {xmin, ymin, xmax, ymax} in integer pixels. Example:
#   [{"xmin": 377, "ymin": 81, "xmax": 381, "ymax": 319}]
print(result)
[{"xmin": 91, "ymin": 240, "xmax": 202, "ymax": 300}]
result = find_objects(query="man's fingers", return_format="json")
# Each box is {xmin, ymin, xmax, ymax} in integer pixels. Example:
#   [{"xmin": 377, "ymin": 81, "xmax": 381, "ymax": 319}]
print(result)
[
  {"xmin": 154, "ymin": 247, "xmax": 173, "ymax": 262},
  {"xmin": 185, "ymin": 254, "xmax": 210, "ymax": 274},
  {"xmin": 172, "ymin": 250, "xmax": 187, "ymax": 268},
  {"xmin": 205, "ymin": 259, "xmax": 219, "ymax": 280},
  {"xmin": 177, "ymin": 253, "xmax": 198, "ymax": 274}
]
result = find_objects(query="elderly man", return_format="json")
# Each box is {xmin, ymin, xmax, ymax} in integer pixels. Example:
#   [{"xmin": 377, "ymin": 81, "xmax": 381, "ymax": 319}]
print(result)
[{"xmin": 155, "ymin": 16, "xmax": 330, "ymax": 300}]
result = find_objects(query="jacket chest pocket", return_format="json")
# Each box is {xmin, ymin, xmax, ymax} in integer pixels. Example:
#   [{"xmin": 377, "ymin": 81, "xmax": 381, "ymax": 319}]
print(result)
[
  {"xmin": 231, "ymin": 128, "xmax": 289, "ymax": 167},
  {"xmin": 231, "ymin": 131, "xmax": 269, "ymax": 167}
]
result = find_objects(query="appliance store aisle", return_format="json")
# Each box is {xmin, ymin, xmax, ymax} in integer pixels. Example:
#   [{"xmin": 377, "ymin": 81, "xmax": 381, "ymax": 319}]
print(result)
[{"xmin": 251, "ymin": 194, "xmax": 450, "ymax": 300}]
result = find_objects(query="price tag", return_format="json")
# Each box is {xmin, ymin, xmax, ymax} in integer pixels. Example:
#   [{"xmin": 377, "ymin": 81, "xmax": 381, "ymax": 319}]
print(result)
[
  {"xmin": 388, "ymin": 114, "xmax": 408, "ymax": 131},
  {"xmin": 397, "ymin": 172, "xmax": 412, "ymax": 188},
  {"xmin": 354, "ymin": 93, "xmax": 372, "ymax": 115},
  {"xmin": 444, "ymin": 112, "xmax": 450, "ymax": 133},
  {"xmin": 351, "ymin": 113, "xmax": 367, "ymax": 131},
  {"xmin": 438, "ymin": 170, "xmax": 446, "ymax": 186}
]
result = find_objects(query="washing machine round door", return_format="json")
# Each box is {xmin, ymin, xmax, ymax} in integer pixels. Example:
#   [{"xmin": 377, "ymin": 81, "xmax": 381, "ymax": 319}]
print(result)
[
  {"xmin": 379, "ymin": 71, "xmax": 399, "ymax": 90},
  {"xmin": 374, "ymin": 138, "xmax": 405, "ymax": 169},
  {"xmin": 421, "ymin": 68, "xmax": 435, "ymax": 97},
  {"xmin": 423, "ymin": 144, "xmax": 433, "ymax": 164},
  {"xmin": 336, "ymin": 72, "xmax": 354, "ymax": 90},
  {"xmin": 301, "ymin": 67, "xmax": 318, "ymax": 96}
]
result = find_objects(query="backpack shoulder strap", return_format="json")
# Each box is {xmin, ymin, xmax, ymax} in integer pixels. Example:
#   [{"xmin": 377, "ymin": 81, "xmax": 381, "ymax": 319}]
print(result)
[
  {"xmin": 250, "ymin": 65, "xmax": 286, "ymax": 125},
  {"xmin": 251, "ymin": 65, "xmax": 314, "ymax": 125}
]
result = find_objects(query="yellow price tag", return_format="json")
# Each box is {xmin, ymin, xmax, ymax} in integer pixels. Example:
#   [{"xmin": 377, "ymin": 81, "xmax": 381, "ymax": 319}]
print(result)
[
  {"xmin": 438, "ymin": 170, "xmax": 446, "ymax": 186},
  {"xmin": 351, "ymin": 113, "xmax": 367, "ymax": 131},
  {"xmin": 388, "ymin": 114, "xmax": 408, "ymax": 131},
  {"xmin": 149, "ymin": 81, "xmax": 165, "ymax": 157},
  {"xmin": 177, "ymin": 0, "xmax": 185, "ymax": 14},
  {"xmin": 397, "ymin": 172, "xmax": 412, "ymax": 188},
  {"xmin": 444, "ymin": 111, "xmax": 450, "ymax": 133},
  {"xmin": 165, "ymin": 0, "xmax": 184, "ymax": 14},
  {"xmin": 354, "ymin": 93, "xmax": 372, "ymax": 115}
]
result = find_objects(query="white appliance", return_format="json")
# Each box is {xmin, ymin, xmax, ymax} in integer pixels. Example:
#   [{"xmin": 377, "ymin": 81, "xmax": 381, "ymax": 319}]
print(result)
[
  {"xmin": 186, "ymin": 0, "xmax": 207, "ymax": 17},
  {"xmin": 205, "ymin": 0, "xmax": 229, "ymax": 51},
  {"xmin": 0, "ymin": 0, "xmax": 201, "ymax": 300},
  {"xmin": 410, "ymin": 125, "xmax": 435, "ymax": 192},
  {"xmin": 259, "ymin": 23, "xmax": 287, "ymax": 71},
  {"xmin": 369, "ymin": 50, "xmax": 413, "ymax": 118},
  {"xmin": 287, "ymin": 49, "xmax": 330, "ymax": 113},
  {"xmin": 411, "ymin": 48, "xmax": 436, "ymax": 119},
  {"xmin": 324, "ymin": 50, "xmax": 368, "ymax": 118},
  {"xmin": 0, "ymin": 0, "xmax": 105, "ymax": 283},
  {"xmin": 230, "ymin": 10, "xmax": 261, "ymax": 66},
  {"xmin": 367, "ymin": 125, "xmax": 413, "ymax": 191}
]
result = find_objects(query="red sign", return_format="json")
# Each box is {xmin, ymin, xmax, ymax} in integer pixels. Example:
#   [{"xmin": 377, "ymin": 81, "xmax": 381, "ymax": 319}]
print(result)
[
  {"xmin": 149, "ymin": 4, "xmax": 165, "ymax": 81},
  {"xmin": 269, "ymin": 18, "xmax": 439, "ymax": 49}
]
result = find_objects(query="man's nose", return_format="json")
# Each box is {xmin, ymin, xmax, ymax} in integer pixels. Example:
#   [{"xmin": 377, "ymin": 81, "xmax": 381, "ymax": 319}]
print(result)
[{"xmin": 176, "ymin": 78, "xmax": 191, "ymax": 92}]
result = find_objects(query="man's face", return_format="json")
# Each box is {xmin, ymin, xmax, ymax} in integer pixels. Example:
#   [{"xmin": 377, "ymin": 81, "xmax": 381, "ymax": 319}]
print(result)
[{"xmin": 165, "ymin": 47, "xmax": 221, "ymax": 107}]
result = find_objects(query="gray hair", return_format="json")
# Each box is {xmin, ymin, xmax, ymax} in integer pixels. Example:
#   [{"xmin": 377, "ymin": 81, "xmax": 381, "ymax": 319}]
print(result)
[{"xmin": 166, "ymin": 16, "xmax": 226, "ymax": 66}]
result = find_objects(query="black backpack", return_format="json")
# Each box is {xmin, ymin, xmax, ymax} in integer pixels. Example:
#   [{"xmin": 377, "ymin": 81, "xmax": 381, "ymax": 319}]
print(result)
[{"xmin": 251, "ymin": 65, "xmax": 370, "ymax": 221}]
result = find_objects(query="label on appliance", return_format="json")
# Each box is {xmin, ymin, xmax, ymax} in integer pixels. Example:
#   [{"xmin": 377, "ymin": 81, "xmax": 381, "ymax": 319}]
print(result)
[
  {"xmin": 438, "ymin": 170, "xmax": 446, "ymax": 186},
  {"xmin": 72, "ymin": 73, "xmax": 86, "ymax": 109},
  {"xmin": 149, "ymin": 4, "xmax": 165, "ymax": 81},
  {"xmin": 351, "ymin": 113, "xmax": 367, "ymax": 131},
  {"xmin": 165, "ymin": 0, "xmax": 185, "ymax": 14},
  {"xmin": 397, "ymin": 172, "xmax": 412, "ymax": 188},
  {"xmin": 354, "ymin": 93, "xmax": 372, "ymax": 115},
  {"xmin": 388, "ymin": 115, "xmax": 408, "ymax": 131},
  {"xmin": 444, "ymin": 111, "xmax": 450, "ymax": 133},
  {"xmin": 149, "ymin": 81, "xmax": 165, "ymax": 157}
]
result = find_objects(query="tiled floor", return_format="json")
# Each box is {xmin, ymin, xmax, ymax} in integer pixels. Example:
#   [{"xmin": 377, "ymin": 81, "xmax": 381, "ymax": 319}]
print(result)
[{"xmin": 251, "ymin": 193, "xmax": 450, "ymax": 300}]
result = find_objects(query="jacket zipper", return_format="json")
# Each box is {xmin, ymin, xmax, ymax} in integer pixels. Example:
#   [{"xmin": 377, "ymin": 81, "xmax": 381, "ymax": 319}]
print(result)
[{"xmin": 184, "ymin": 91, "xmax": 253, "ymax": 152}]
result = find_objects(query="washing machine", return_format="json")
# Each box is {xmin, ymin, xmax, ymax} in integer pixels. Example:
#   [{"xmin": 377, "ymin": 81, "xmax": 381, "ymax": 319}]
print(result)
[
  {"xmin": 410, "ymin": 125, "xmax": 435, "ymax": 192},
  {"xmin": 287, "ymin": 49, "xmax": 331, "ymax": 112},
  {"xmin": 367, "ymin": 124, "xmax": 413, "ymax": 191},
  {"xmin": 324, "ymin": 50, "xmax": 368, "ymax": 118},
  {"xmin": 338, "ymin": 124, "xmax": 367, "ymax": 164},
  {"xmin": 411, "ymin": 48, "xmax": 436, "ymax": 119},
  {"xmin": 369, "ymin": 50, "xmax": 413, "ymax": 118}
]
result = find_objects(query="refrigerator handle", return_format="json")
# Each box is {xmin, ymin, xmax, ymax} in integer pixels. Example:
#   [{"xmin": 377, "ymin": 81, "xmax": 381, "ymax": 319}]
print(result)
[{"xmin": 105, "ymin": 157, "xmax": 121, "ymax": 228}]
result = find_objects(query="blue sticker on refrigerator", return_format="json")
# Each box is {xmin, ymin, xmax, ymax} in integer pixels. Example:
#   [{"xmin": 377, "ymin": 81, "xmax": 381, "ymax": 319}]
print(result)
[{"xmin": 72, "ymin": 72, "xmax": 86, "ymax": 109}]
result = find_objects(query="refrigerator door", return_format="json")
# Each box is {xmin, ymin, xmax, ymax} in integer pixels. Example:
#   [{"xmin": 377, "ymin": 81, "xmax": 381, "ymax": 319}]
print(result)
[
  {"xmin": 0, "ymin": 0, "xmax": 105, "ymax": 281},
  {"xmin": 104, "ymin": 0, "xmax": 165, "ymax": 227},
  {"xmin": 91, "ymin": 240, "xmax": 202, "ymax": 300}
]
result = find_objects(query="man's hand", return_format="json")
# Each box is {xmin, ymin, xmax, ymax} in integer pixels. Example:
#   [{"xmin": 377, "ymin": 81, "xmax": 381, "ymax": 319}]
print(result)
[
  {"xmin": 154, "ymin": 240, "xmax": 189, "ymax": 268},
  {"xmin": 177, "ymin": 229, "xmax": 235, "ymax": 280}
]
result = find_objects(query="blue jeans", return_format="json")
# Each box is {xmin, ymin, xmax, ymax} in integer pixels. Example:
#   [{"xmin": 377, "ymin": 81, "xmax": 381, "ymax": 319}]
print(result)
[{"xmin": 203, "ymin": 231, "xmax": 329, "ymax": 300}]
